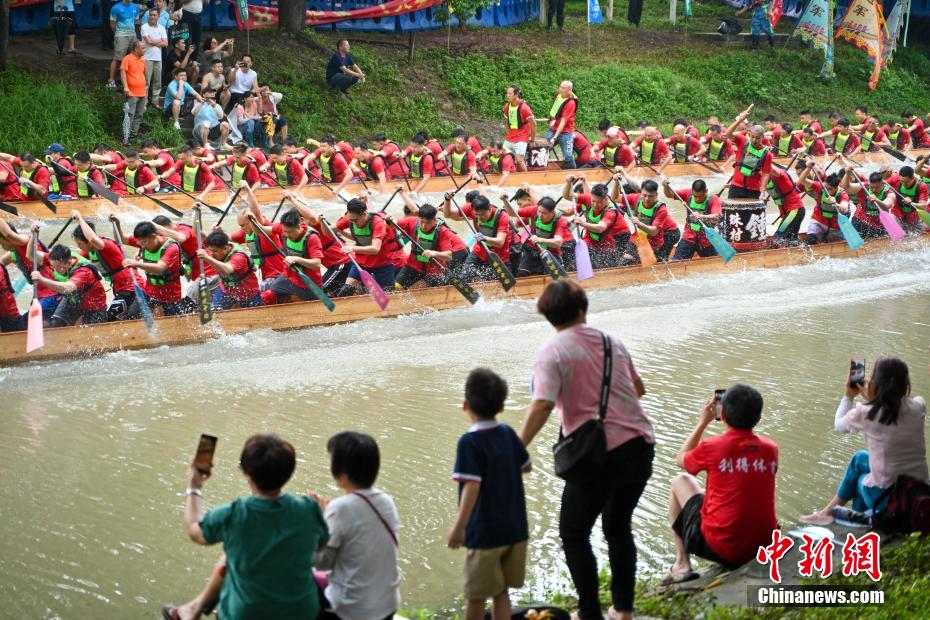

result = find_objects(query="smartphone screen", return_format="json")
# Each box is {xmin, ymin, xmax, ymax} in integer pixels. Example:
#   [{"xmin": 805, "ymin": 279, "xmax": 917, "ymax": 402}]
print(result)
[
  {"xmin": 849, "ymin": 358, "xmax": 866, "ymax": 387},
  {"xmin": 714, "ymin": 389, "xmax": 726, "ymax": 420},
  {"xmin": 194, "ymin": 434, "xmax": 218, "ymax": 475}
]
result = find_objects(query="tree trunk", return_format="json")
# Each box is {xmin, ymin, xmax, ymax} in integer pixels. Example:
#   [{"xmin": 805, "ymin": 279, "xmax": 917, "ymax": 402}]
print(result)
[
  {"xmin": 0, "ymin": 0, "xmax": 10, "ymax": 72},
  {"xmin": 278, "ymin": 0, "xmax": 306, "ymax": 36}
]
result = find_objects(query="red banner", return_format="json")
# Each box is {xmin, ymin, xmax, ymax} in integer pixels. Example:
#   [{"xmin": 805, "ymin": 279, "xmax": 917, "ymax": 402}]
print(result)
[
  {"xmin": 235, "ymin": 0, "xmax": 444, "ymax": 30},
  {"xmin": 11, "ymin": 0, "xmax": 51, "ymax": 7}
]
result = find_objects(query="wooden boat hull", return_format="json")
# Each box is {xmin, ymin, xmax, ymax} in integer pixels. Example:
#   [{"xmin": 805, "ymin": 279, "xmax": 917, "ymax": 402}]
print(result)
[
  {"xmin": 5, "ymin": 149, "xmax": 927, "ymax": 221},
  {"xmin": 2, "ymin": 234, "xmax": 927, "ymax": 367}
]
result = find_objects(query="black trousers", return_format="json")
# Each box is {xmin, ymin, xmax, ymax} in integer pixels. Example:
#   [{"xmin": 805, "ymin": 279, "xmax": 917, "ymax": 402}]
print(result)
[
  {"xmin": 727, "ymin": 186, "xmax": 761, "ymax": 199},
  {"xmin": 547, "ymin": 0, "xmax": 566, "ymax": 28},
  {"xmin": 560, "ymin": 437, "xmax": 654, "ymax": 617},
  {"xmin": 181, "ymin": 11, "xmax": 203, "ymax": 62},
  {"xmin": 101, "ymin": 0, "xmax": 114, "ymax": 49}
]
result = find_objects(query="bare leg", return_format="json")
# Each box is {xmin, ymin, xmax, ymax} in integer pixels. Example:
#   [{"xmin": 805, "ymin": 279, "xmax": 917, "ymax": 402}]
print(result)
[
  {"xmin": 668, "ymin": 473, "xmax": 702, "ymax": 575},
  {"xmin": 172, "ymin": 100, "xmax": 182, "ymax": 124},
  {"xmin": 109, "ymin": 59, "xmax": 118, "ymax": 82},
  {"xmin": 67, "ymin": 34, "xmax": 76, "ymax": 53},
  {"xmin": 515, "ymin": 154, "xmax": 528, "ymax": 172},
  {"xmin": 465, "ymin": 598, "xmax": 486, "ymax": 620},
  {"xmin": 175, "ymin": 554, "xmax": 226, "ymax": 620},
  {"xmin": 490, "ymin": 590, "xmax": 511, "ymax": 620},
  {"xmin": 814, "ymin": 495, "xmax": 847, "ymax": 516}
]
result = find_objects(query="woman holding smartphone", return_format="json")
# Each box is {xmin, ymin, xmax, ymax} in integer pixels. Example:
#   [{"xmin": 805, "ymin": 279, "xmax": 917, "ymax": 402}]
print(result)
[{"xmin": 801, "ymin": 356, "xmax": 928, "ymax": 524}]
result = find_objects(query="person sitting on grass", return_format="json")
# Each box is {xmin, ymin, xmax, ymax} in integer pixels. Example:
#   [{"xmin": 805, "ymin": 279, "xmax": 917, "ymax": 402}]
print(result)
[
  {"xmin": 665, "ymin": 384, "xmax": 778, "ymax": 584},
  {"xmin": 447, "ymin": 367, "xmax": 531, "ymax": 620},
  {"xmin": 163, "ymin": 67, "xmax": 204, "ymax": 130},
  {"xmin": 801, "ymin": 356, "xmax": 928, "ymax": 525},
  {"xmin": 163, "ymin": 433, "xmax": 330, "ymax": 620}
]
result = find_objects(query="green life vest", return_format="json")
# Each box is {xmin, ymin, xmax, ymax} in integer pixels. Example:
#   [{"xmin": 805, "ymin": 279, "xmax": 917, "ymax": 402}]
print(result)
[
  {"xmin": 708, "ymin": 139, "xmax": 725, "ymax": 162},
  {"xmin": 218, "ymin": 245, "xmax": 255, "ymax": 288},
  {"xmin": 549, "ymin": 94, "xmax": 567, "ymax": 119},
  {"xmin": 412, "ymin": 221, "xmax": 439, "ymax": 263},
  {"xmin": 52, "ymin": 250, "xmax": 88, "ymax": 282},
  {"xmin": 245, "ymin": 231, "xmax": 276, "ymax": 268},
  {"xmin": 802, "ymin": 138, "xmax": 816, "ymax": 152},
  {"xmin": 488, "ymin": 153, "xmax": 512, "ymax": 174},
  {"xmin": 688, "ymin": 197, "xmax": 710, "ymax": 232},
  {"xmin": 284, "ymin": 229, "xmax": 317, "ymax": 278},
  {"xmin": 672, "ymin": 139, "xmax": 690, "ymax": 163},
  {"xmin": 125, "ymin": 165, "xmax": 146, "ymax": 194},
  {"xmin": 861, "ymin": 131, "xmax": 877, "ymax": 152},
  {"xmin": 60, "ymin": 257, "xmax": 102, "ymax": 304},
  {"xmin": 410, "ymin": 152, "xmax": 430, "ymax": 179},
  {"xmin": 361, "ymin": 151, "xmax": 386, "ymax": 181},
  {"xmin": 640, "ymin": 140, "xmax": 655, "ymax": 164},
  {"xmin": 863, "ymin": 187, "xmax": 887, "ymax": 217},
  {"xmin": 898, "ymin": 180, "xmax": 919, "ymax": 213},
  {"xmin": 475, "ymin": 207, "xmax": 503, "ymax": 239},
  {"xmin": 350, "ymin": 218, "xmax": 373, "ymax": 247},
  {"xmin": 142, "ymin": 239, "xmax": 181, "ymax": 287},
  {"xmin": 766, "ymin": 179, "xmax": 785, "ymax": 206},
  {"xmin": 533, "ymin": 212, "xmax": 560, "ymax": 240},
  {"xmin": 450, "ymin": 150, "xmax": 468, "ymax": 175},
  {"xmin": 582, "ymin": 203, "xmax": 614, "ymax": 243},
  {"xmin": 318, "ymin": 154, "xmax": 335, "ymax": 182},
  {"xmin": 232, "ymin": 162, "xmax": 248, "ymax": 186},
  {"xmin": 777, "ymin": 134, "xmax": 793, "ymax": 156},
  {"xmin": 818, "ymin": 188, "xmax": 838, "ymax": 218},
  {"xmin": 19, "ymin": 166, "xmax": 41, "ymax": 199},
  {"xmin": 274, "ymin": 161, "xmax": 291, "ymax": 186},
  {"xmin": 636, "ymin": 198, "xmax": 661, "ymax": 226},
  {"xmin": 507, "ymin": 102, "xmax": 525, "ymax": 130},
  {"xmin": 737, "ymin": 143, "xmax": 769, "ymax": 178},
  {"xmin": 834, "ymin": 132, "xmax": 851, "ymax": 154},
  {"xmin": 887, "ymin": 130, "xmax": 900, "ymax": 147},
  {"xmin": 87, "ymin": 238, "xmax": 125, "ymax": 280}
]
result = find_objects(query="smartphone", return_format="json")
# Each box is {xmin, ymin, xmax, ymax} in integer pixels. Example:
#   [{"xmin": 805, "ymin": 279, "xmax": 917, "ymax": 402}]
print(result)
[
  {"xmin": 849, "ymin": 358, "xmax": 866, "ymax": 388},
  {"xmin": 714, "ymin": 389, "xmax": 726, "ymax": 421},
  {"xmin": 193, "ymin": 434, "xmax": 218, "ymax": 475}
]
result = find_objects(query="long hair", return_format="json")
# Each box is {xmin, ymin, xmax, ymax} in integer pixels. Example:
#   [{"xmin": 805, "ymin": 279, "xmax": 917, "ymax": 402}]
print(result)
[{"xmin": 865, "ymin": 356, "xmax": 911, "ymax": 425}]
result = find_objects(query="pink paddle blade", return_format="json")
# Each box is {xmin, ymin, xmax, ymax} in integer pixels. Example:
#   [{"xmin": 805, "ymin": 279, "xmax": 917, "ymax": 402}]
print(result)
[
  {"xmin": 26, "ymin": 298, "xmax": 44, "ymax": 352},
  {"xmin": 879, "ymin": 209, "xmax": 906, "ymax": 241},
  {"xmin": 359, "ymin": 268, "xmax": 390, "ymax": 310},
  {"xmin": 574, "ymin": 239, "xmax": 594, "ymax": 281}
]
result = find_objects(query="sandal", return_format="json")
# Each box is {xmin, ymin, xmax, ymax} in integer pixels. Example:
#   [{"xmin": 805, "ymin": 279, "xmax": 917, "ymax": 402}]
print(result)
[
  {"xmin": 161, "ymin": 604, "xmax": 180, "ymax": 620},
  {"xmin": 660, "ymin": 569, "xmax": 700, "ymax": 586}
]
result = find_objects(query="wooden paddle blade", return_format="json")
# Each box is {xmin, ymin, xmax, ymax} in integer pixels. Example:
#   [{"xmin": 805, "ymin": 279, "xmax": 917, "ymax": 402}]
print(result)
[
  {"xmin": 484, "ymin": 246, "xmax": 516, "ymax": 291},
  {"xmin": 147, "ymin": 195, "xmax": 184, "ymax": 217},
  {"xmin": 296, "ymin": 270, "xmax": 336, "ymax": 312},
  {"xmin": 134, "ymin": 281, "xmax": 155, "ymax": 331},
  {"xmin": 36, "ymin": 192, "xmax": 59, "ymax": 214},
  {"xmin": 197, "ymin": 277, "xmax": 214, "ymax": 325},
  {"xmin": 449, "ymin": 274, "xmax": 481, "ymax": 305},
  {"xmin": 574, "ymin": 239, "xmax": 594, "ymax": 281},
  {"xmin": 540, "ymin": 249, "xmax": 568, "ymax": 280},
  {"xmin": 837, "ymin": 213, "xmax": 864, "ymax": 251},
  {"xmin": 358, "ymin": 268, "xmax": 390, "ymax": 310},
  {"xmin": 632, "ymin": 231, "xmax": 657, "ymax": 267},
  {"xmin": 704, "ymin": 226, "xmax": 737, "ymax": 263},
  {"xmin": 86, "ymin": 179, "xmax": 120, "ymax": 206},
  {"xmin": 879, "ymin": 209, "xmax": 907, "ymax": 241},
  {"xmin": 26, "ymin": 298, "xmax": 44, "ymax": 352},
  {"xmin": 0, "ymin": 201, "xmax": 20, "ymax": 216}
]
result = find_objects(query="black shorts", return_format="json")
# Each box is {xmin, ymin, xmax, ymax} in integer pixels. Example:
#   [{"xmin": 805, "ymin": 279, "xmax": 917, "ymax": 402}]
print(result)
[
  {"xmin": 53, "ymin": 12, "xmax": 77, "ymax": 35},
  {"xmin": 727, "ymin": 186, "xmax": 761, "ymax": 200},
  {"xmin": 671, "ymin": 494, "xmax": 733, "ymax": 567}
]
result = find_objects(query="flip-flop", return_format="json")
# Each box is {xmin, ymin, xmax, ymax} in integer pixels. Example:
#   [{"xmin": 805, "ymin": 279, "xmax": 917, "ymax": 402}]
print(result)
[
  {"xmin": 660, "ymin": 569, "xmax": 701, "ymax": 586},
  {"xmin": 161, "ymin": 604, "xmax": 180, "ymax": 620},
  {"xmin": 799, "ymin": 512, "xmax": 834, "ymax": 526}
]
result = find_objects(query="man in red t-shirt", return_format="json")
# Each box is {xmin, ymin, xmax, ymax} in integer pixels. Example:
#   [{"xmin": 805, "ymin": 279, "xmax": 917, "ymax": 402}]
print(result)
[
  {"xmin": 72, "ymin": 211, "xmax": 141, "ymax": 320},
  {"xmin": 0, "ymin": 152, "xmax": 52, "ymax": 201},
  {"xmin": 852, "ymin": 117, "xmax": 889, "ymax": 155},
  {"xmin": 818, "ymin": 118, "xmax": 861, "ymax": 156},
  {"xmin": 257, "ymin": 208, "xmax": 325, "ymax": 305},
  {"xmin": 44, "ymin": 144, "xmax": 78, "ymax": 197},
  {"xmin": 439, "ymin": 130, "xmax": 480, "ymax": 179},
  {"xmin": 33, "ymin": 244, "xmax": 108, "ymax": 327},
  {"xmin": 392, "ymin": 197, "xmax": 468, "ymax": 289},
  {"xmin": 122, "ymin": 220, "xmax": 184, "ymax": 316},
  {"xmin": 765, "ymin": 165, "xmax": 806, "ymax": 247},
  {"xmin": 797, "ymin": 163, "xmax": 851, "ymax": 245},
  {"xmin": 443, "ymin": 193, "xmax": 512, "ymax": 282},
  {"xmin": 332, "ymin": 198, "xmax": 398, "ymax": 296},
  {"xmin": 666, "ymin": 384, "xmax": 778, "ymax": 581},
  {"xmin": 792, "ymin": 127, "xmax": 828, "ymax": 157},
  {"xmin": 571, "ymin": 130, "xmax": 597, "ymax": 167},
  {"xmin": 0, "ymin": 262, "xmax": 25, "ymax": 332},
  {"xmin": 664, "ymin": 125, "xmax": 706, "ymax": 164},
  {"xmin": 0, "ymin": 220, "xmax": 62, "ymax": 318},
  {"xmin": 140, "ymin": 139, "xmax": 181, "ymax": 189},
  {"xmin": 287, "ymin": 197, "xmax": 353, "ymax": 295},
  {"xmin": 544, "ymin": 80, "xmax": 579, "ymax": 169},
  {"xmin": 198, "ymin": 230, "xmax": 262, "ymax": 309},
  {"xmin": 370, "ymin": 133, "xmax": 410, "ymax": 179},
  {"xmin": 561, "ymin": 176, "xmax": 630, "ymax": 269},
  {"xmin": 701, "ymin": 125, "xmax": 735, "ymax": 163},
  {"xmin": 882, "ymin": 119, "xmax": 912, "ymax": 152},
  {"xmin": 212, "ymin": 144, "xmax": 262, "ymax": 193},
  {"xmin": 103, "ymin": 149, "xmax": 159, "ymax": 195},
  {"xmin": 353, "ymin": 143, "xmax": 392, "ymax": 195},
  {"xmin": 724, "ymin": 106, "xmax": 773, "ymax": 199},
  {"xmin": 503, "ymin": 192, "xmax": 570, "ymax": 276},
  {"xmin": 631, "ymin": 127, "xmax": 670, "ymax": 166},
  {"xmin": 502, "ymin": 85, "xmax": 537, "ymax": 172},
  {"xmin": 593, "ymin": 128, "xmax": 635, "ymax": 170},
  {"xmin": 662, "ymin": 179, "xmax": 723, "ymax": 260},
  {"xmin": 623, "ymin": 179, "xmax": 681, "ymax": 261},
  {"xmin": 902, "ymin": 110, "xmax": 930, "ymax": 147}
]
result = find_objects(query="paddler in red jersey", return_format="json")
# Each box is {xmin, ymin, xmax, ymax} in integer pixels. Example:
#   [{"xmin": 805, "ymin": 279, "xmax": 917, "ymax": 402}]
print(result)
[
  {"xmin": 840, "ymin": 163, "xmax": 896, "ymax": 239},
  {"xmin": 391, "ymin": 192, "xmax": 469, "ymax": 290},
  {"xmin": 502, "ymin": 84, "xmax": 537, "ymax": 172},
  {"xmin": 121, "ymin": 220, "xmax": 185, "ymax": 316},
  {"xmin": 764, "ymin": 163, "xmax": 806, "ymax": 247},
  {"xmin": 256, "ymin": 207, "xmax": 325, "ymax": 305},
  {"xmin": 31, "ymin": 243, "xmax": 108, "ymax": 327},
  {"xmin": 797, "ymin": 163, "xmax": 851, "ymax": 245},
  {"xmin": 332, "ymin": 197, "xmax": 399, "ymax": 296},
  {"xmin": 443, "ymin": 192, "xmax": 513, "ymax": 282},
  {"xmin": 198, "ymin": 230, "xmax": 263, "ymax": 309},
  {"xmin": 889, "ymin": 165, "xmax": 929, "ymax": 230},
  {"xmin": 723, "ymin": 106, "xmax": 773, "ymax": 199},
  {"xmin": 71, "ymin": 211, "xmax": 140, "ymax": 320}
]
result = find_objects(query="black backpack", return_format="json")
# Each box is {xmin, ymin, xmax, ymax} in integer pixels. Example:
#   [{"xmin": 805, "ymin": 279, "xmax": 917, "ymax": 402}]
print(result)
[
  {"xmin": 872, "ymin": 475, "xmax": 930, "ymax": 535},
  {"xmin": 718, "ymin": 18, "xmax": 743, "ymax": 36}
]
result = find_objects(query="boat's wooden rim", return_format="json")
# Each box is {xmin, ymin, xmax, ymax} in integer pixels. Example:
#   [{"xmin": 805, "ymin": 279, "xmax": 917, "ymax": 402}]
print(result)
[
  {"xmin": 1, "ymin": 233, "xmax": 927, "ymax": 367},
  {"xmin": 4, "ymin": 150, "xmax": 927, "ymax": 221}
]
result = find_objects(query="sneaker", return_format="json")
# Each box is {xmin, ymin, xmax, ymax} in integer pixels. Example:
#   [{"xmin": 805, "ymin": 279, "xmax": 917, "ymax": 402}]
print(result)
[
  {"xmin": 106, "ymin": 80, "xmax": 117, "ymax": 90},
  {"xmin": 173, "ymin": 120, "xmax": 181, "ymax": 130}
]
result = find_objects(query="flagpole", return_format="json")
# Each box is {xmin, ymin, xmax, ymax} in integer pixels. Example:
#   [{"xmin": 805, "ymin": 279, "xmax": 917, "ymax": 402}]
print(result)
[{"xmin": 903, "ymin": 0, "xmax": 911, "ymax": 47}]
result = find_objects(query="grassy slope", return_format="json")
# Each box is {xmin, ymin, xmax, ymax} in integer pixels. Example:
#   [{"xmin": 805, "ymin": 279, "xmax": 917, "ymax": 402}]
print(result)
[{"xmin": 2, "ymin": 1, "xmax": 930, "ymax": 154}]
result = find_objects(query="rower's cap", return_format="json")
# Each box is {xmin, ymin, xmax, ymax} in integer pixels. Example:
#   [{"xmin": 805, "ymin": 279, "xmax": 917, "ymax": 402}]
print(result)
[
  {"xmin": 45, "ymin": 143, "xmax": 65, "ymax": 154},
  {"xmin": 606, "ymin": 127, "xmax": 620, "ymax": 138},
  {"xmin": 512, "ymin": 188, "xmax": 529, "ymax": 200}
]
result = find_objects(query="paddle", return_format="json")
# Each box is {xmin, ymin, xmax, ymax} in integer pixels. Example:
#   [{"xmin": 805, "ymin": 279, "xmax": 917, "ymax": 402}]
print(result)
[
  {"xmin": 191, "ymin": 207, "xmax": 213, "ymax": 325},
  {"xmin": 1, "ymin": 162, "xmax": 56, "ymax": 214},
  {"xmin": 569, "ymin": 221, "xmax": 594, "ymax": 281},
  {"xmin": 715, "ymin": 173, "xmax": 735, "ymax": 198},
  {"xmin": 111, "ymin": 219, "xmax": 155, "ymax": 330},
  {"xmin": 247, "ymin": 214, "xmax": 335, "ymax": 311},
  {"xmin": 0, "ymin": 201, "xmax": 19, "ymax": 216},
  {"xmin": 635, "ymin": 156, "xmax": 662, "ymax": 177},
  {"xmin": 318, "ymin": 215, "xmax": 390, "ymax": 310},
  {"xmin": 450, "ymin": 199, "xmax": 516, "ymax": 292},
  {"xmin": 214, "ymin": 188, "xmax": 243, "ymax": 228},
  {"xmin": 304, "ymin": 167, "xmax": 350, "ymax": 202},
  {"xmin": 663, "ymin": 185, "xmax": 737, "ymax": 263},
  {"xmin": 853, "ymin": 131, "xmax": 912, "ymax": 162},
  {"xmin": 101, "ymin": 169, "xmax": 184, "ymax": 217},
  {"xmin": 846, "ymin": 169, "xmax": 907, "ymax": 241},
  {"xmin": 384, "ymin": 217, "xmax": 481, "ymax": 304},
  {"xmin": 25, "ymin": 229, "xmax": 44, "ymax": 352},
  {"xmin": 47, "ymin": 217, "xmax": 73, "ymax": 248},
  {"xmin": 822, "ymin": 154, "xmax": 841, "ymax": 173},
  {"xmin": 612, "ymin": 184, "xmax": 657, "ymax": 268},
  {"xmin": 876, "ymin": 178, "xmax": 930, "ymax": 229},
  {"xmin": 806, "ymin": 166, "xmax": 864, "ymax": 251},
  {"xmin": 270, "ymin": 197, "xmax": 287, "ymax": 223},
  {"xmin": 695, "ymin": 159, "xmax": 724, "ymax": 175},
  {"xmin": 160, "ymin": 180, "xmax": 223, "ymax": 214},
  {"xmin": 86, "ymin": 178, "xmax": 121, "ymax": 206},
  {"xmin": 501, "ymin": 195, "xmax": 567, "ymax": 280}
]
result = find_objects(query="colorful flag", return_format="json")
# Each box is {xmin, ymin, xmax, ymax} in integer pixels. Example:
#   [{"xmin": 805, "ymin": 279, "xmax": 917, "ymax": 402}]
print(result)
[
  {"xmin": 836, "ymin": 0, "xmax": 887, "ymax": 90},
  {"xmin": 882, "ymin": 0, "xmax": 906, "ymax": 65},
  {"xmin": 588, "ymin": 0, "xmax": 603, "ymax": 24},
  {"xmin": 768, "ymin": 0, "xmax": 784, "ymax": 28},
  {"xmin": 684, "ymin": 0, "xmax": 692, "ymax": 18},
  {"xmin": 794, "ymin": 0, "xmax": 835, "ymax": 79},
  {"xmin": 234, "ymin": 0, "xmax": 446, "ymax": 30}
]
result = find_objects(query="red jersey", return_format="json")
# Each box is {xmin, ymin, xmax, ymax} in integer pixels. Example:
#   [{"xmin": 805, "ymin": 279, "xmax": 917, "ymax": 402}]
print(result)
[
  {"xmin": 503, "ymin": 100, "xmax": 534, "ymax": 143},
  {"xmin": 361, "ymin": 152, "xmax": 390, "ymax": 180},
  {"xmin": 798, "ymin": 137, "xmax": 827, "ymax": 156},
  {"xmin": 378, "ymin": 141, "xmax": 409, "ymax": 178},
  {"xmin": 467, "ymin": 136, "xmax": 483, "ymax": 155},
  {"xmin": 666, "ymin": 136, "xmax": 703, "ymax": 163},
  {"xmin": 854, "ymin": 187, "xmax": 888, "ymax": 230},
  {"xmin": 169, "ymin": 160, "xmax": 215, "ymax": 192},
  {"xmin": 675, "ymin": 188, "xmax": 723, "ymax": 248},
  {"xmin": 80, "ymin": 236, "xmax": 140, "ymax": 295},
  {"xmin": 800, "ymin": 120, "xmax": 823, "ymax": 134},
  {"xmin": 486, "ymin": 151, "xmax": 517, "ymax": 174},
  {"xmin": 59, "ymin": 258, "xmax": 107, "ymax": 312},
  {"xmin": 572, "ymin": 131, "xmax": 596, "ymax": 166},
  {"xmin": 0, "ymin": 166, "xmax": 21, "ymax": 202},
  {"xmin": 217, "ymin": 248, "xmax": 260, "ymax": 299},
  {"xmin": 334, "ymin": 213, "xmax": 395, "ymax": 270},
  {"xmin": 269, "ymin": 157, "xmax": 306, "ymax": 187},
  {"xmin": 271, "ymin": 222, "xmax": 324, "ymax": 288},
  {"xmin": 127, "ymin": 236, "xmax": 183, "ymax": 302},
  {"xmin": 829, "ymin": 129, "xmax": 860, "ymax": 155},
  {"xmin": 459, "ymin": 203, "xmax": 512, "ymax": 263},
  {"xmin": 196, "ymin": 148, "xmax": 217, "ymax": 166},
  {"xmin": 48, "ymin": 157, "xmax": 78, "ymax": 196},
  {"xmin": 683, "ymin": 428, "xmax": 779, "ymax": 566},
  {"xmin": 882, "ymin": 126, "xmax": 911, "ymax": 151},
  {"xmin": 549, "ymin": 96, "xmax": 577, "ymax": 132},
  {"xmin": 150, "ymin": 150, "xmax": 181, "ymax": 187},
  {"xmin": 769, "ymin": 130, "xmax": 802, "ymax": 157},
  {"xmin": 112, "ymin": 162, "xmax": 157, "ymax": 195},
  {"xmin": 396, "ymin": 216, "xmax": 461, "ymax": 275},
  {"xmin": 230, "ymin": 223, "xmax": 286, "ymax": 281},
  {"xmin": 313, "ymin": 149, "xmax": 350, "ymax": 184},
  {"xmin": 11, "ymin": 158, "xmax": 51, "ymax": 200},
  {"xmin": 890, "ymin": 178, "xmax": 929, "ymax": 224},
  {"xmin": 767, "ymin": 173, "xmax": 804, "ymax": 217},
  {"xmin": 858, "ymin": 128, "xmax": 886, "ymax": 153},
  {"xmin": 0, "ymin": 264, "xmax": 19, "ymax": 319},
  {"xmin": 809, "ymin": 181, "xmax": 849, "ymax": 230},
  {"xmin": 518, "ymin": 205, "xmax": 571, "ymax": 256},
  {"xmin": 907, "ymin": 118, "xmax": 930, "ymax": 146},
  {"xmin": 731, "ymin": 133, "xmax": 774, "ymax": 192},
  {"xmin": 596, "ymin": 139, "xmax": 634, "ymax": 168},
  {"xmin": 626, "ymin": 194, "xmax": 678, "ymax": 249},
  {"xmin": 444, "ymin": 146, "xmax": 477, "ymax": 176},
  {"xmin": 406, "ymin": 149, "xmax": 436, "ymax": 179},
  {"xmin": 11, "ymin": 243, "xmax": 56, "ymax": 298},
  {"xmin": 309, "ymin": 221, "xmax": 350, "ymax": 268},
  {"xmin": 337, "ymin": 142, "xmax": 356, "ymax": 165},
  {"xmin": 424, "ymin": 140, "xmax": 446, "ymax": 175},
  {"xmin": 574, "ymin": 194, "xmax": 622, "ymax": 249},
  {"xmin": 631, "ymin": 137, "xmax": 669, "ymax": 165}
]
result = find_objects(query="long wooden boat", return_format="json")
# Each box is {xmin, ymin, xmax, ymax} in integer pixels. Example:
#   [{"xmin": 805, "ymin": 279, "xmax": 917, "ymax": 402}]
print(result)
[
  {"xmin": 2, "ymin": 233, "xmax": 927, "ymax": 367},
  {"xmin": 5, "ymin": 150, "xmax": 927, "ymax": 221}
]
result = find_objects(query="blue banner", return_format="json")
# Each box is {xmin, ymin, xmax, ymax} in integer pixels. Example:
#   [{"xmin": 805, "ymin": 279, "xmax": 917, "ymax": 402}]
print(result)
[{"xmin": 588, "ymin": 0, "xmax": 603, "ymax": 24}]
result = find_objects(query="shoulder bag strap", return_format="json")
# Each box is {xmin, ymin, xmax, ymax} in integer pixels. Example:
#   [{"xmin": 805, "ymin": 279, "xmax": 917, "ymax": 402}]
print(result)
[
  {"xmin": 352, "ymin": 491, "xmax": 398, "ymax": 547},
  {"xmin": 598, "ymin": 332, "xmax": 613, "ymax": 422}
]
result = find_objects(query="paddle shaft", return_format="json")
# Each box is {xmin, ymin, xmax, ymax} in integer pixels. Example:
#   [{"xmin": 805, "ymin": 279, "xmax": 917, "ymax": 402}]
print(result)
[
  {"xmin": 30, "ymin": 230, "xmax": 39, "ymax": 301},
  {"xmin": 48, "ymin": 218, "xmax": 72, "ymax": 248},
  {"xmin": 101, "ymin": 169, "xmax": 184, "ymax": 216},
  {"xmin": 1, "ymin": 161, "xmax": 57, "ymax": 213},
  {"xmin": 161, "ymin": 180, "xmax": 221, "ymax": 212},
  {"xmin": 215, "ymin": 187, "xmax": 243, "ymax": 228}
]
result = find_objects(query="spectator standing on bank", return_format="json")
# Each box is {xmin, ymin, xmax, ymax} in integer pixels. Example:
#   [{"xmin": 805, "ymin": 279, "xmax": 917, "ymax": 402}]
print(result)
[
  {"xmin": 53, "ymin": 0, "xmax": 78, "ymax": 54},
  {"xmin": 120, "ymin": 40, "xmax": 148, "ymax": 146},
  {"xmin": 107, "ymin": 0, "xmax": 141, "ymax": 90},
  {"xmin": 140, "ymin": 8, "xmax": 168, "ymax": 108},
  {"xmin": 142, "ymin": 0, "xmax": 173, "ymax": 30},
  {"xmin": 326, "ymin": 39, "xmax": 365, "ymax": 100},
  {"xmin": 519, "ymin": 280, "xmax": 655, "ymax": 620},
  {"xmin": 179, "ymin": 0, "xmax": 204, "ymax": 61}
]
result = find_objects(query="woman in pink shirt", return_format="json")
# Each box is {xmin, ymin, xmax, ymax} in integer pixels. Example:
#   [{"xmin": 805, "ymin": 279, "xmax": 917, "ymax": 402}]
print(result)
[
  {"xmin": 802, "ymin": 356, "xmax": 928, "ymax": 524},
  {"xmin": 519, "ymin": 280, "xmax": 655, "ymax": 620}
]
